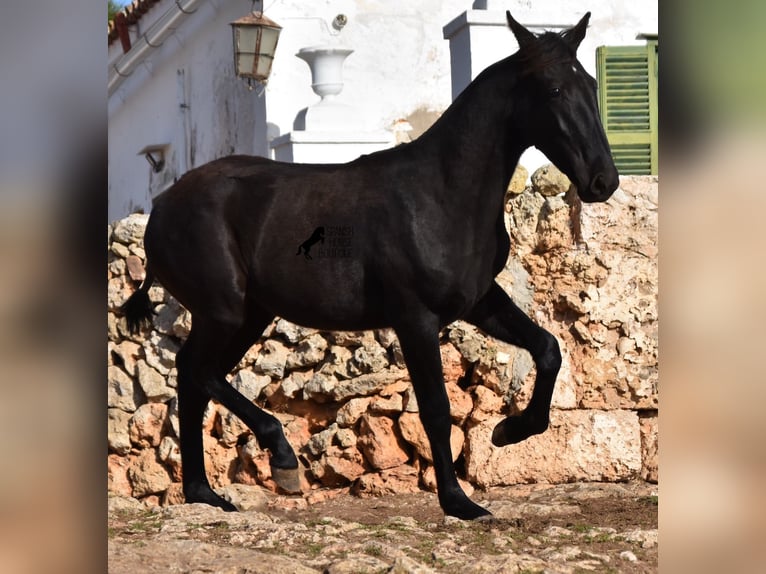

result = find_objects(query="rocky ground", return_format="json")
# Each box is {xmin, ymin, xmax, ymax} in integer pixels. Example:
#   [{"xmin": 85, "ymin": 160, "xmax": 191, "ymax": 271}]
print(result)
[{"xmin": 108, "ymin": 480, "xmax": 657, "ymax": 573}]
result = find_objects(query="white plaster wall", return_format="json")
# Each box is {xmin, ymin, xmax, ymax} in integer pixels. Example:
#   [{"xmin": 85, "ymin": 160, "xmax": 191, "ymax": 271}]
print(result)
[
  {"xmin": 108, "ymin": 0, "xmax": 262, "ymax": 221},
  {"xmin": 108, "ymin": 0, "xmax": 657, "ymax": 222}
]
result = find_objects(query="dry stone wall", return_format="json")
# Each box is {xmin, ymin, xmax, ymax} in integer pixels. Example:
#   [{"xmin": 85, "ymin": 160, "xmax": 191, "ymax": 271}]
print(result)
[{"xmin": 108, "ymin": 170, "xmax": 658, "ymax": 506}]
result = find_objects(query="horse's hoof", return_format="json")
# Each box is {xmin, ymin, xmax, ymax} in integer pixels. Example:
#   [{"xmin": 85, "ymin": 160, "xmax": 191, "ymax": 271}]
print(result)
[
  {"xmin": 271, "ymin": 465, "xmax": 302, "ymax": 494},
  {"xmin": 184, "ymin": 485, "xmax": 238, "ymax": 512},
  {"xmin": 445, "ymin": 502, "xmax": 492, "ymax": 521},
  {"xmin": 491, "ymin": 415, "xmax": 548, "ymax": 447}
]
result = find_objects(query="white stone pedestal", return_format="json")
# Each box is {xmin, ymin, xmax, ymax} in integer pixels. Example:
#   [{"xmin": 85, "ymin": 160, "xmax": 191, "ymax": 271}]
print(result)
[
  {"xmin": 271, "ymin": 44, "xmax": 394, "ymax": 164},
  {"xmin": 271, "ymin": 130, "xmax": 395, "ymax": 164}
]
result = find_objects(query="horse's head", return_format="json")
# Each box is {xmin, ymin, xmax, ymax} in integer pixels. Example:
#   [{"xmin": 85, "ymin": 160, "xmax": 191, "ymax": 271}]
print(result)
[{"xmin": 507, "ymin": 11, "xmax": 619, "ymax": 203}]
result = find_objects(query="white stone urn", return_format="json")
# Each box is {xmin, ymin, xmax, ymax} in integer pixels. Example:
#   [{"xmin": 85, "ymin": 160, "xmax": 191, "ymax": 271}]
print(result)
[{"xmin": 294, "ymin": 45, "xmax": 364, "ymax": 131}]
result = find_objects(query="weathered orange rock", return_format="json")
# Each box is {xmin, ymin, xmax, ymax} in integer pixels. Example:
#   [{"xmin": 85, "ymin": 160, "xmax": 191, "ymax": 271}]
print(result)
[
  {"xmin": 127, "ymin": 449, "xmax": 172, "ymax": 498},
  {"xmin": 398, "ymin": 411, "xmax": 464, "ymax": 463},
  {"xmin": 128, "ymin": 403, "xmax": 168, "ymax": 448},
  {"xmin": 357, "ymin": 414, "xmax": 410, "ymax": 470}
]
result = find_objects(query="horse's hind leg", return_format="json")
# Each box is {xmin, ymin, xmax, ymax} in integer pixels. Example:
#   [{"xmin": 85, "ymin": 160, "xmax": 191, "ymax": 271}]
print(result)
[
  {"xmin": 464, "ymin": 282, "xmax": 562, "ymax": 446},
  {"xmin": 176, "ymin": 313, "xmax": 299, "ymax": 510},
  {"xmin": 395, "ymin": 311, "xmax": 490, "ymax": 520},
  {"xmin": 175, "ymin": 327, "xmax": 236, "ymax": 510}
]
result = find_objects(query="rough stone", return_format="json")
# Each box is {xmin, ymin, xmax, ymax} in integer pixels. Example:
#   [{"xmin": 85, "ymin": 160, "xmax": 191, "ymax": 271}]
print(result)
[
  {"xmin": 254, "ymin": 340, "xmax": 290, "ymax": 378},
  {"xmin": 108, "ymin": 408, "xmax": 133, "ymax": 455},
  {"xmin": 108, "ymin": 365, "xmax": 140, "ymax": 412},
  {"xmin": 447, "ymin": 324, "xmax": 487, "ymax": 363},
  {"xmin": 465, "ymin": 410, "xmax": 642, "ymax": 486},
  {"xmin": 357, "ymin": 414, "xmax": 410, "ymax": 470},
  {"xmin": 326, "ymin": 331, "xmax": 376, "ymax": 347},
  {"xmin": 125, "ymin": 255, "xmax": 145, "ymax": 281},
  {"xmin": 349, "ymin": 340, "xmax": 390, "ymax": 375},
  {"xmin": 311, "ymin": 445, "xmax": 367, "ymax": 486},
  {"xmin": 531, "ymin": 163, "xmax": 572, "ymax": 196},
  {"xmin": 158, "ymin": 436, "xmax": 183, "ymax": 481},
  {"xmin": 274, "ymin": 318, "xmax": 317, "ymax": 344},
  {"xmin": 216, "ymin": 406, "xmax": 250, "ymax": 447},
  {"xmin": 352, "ymin": 464, "xmax": 421, "ymax": 497},
  {"xmin": 398, "ymin": 411, "xmax": 464, "ymax": 463},
  {"xmin": 127, "ymin": 449, "xmax": 172, "ymax": 498},
  {"xmin": 108, "ymin": 454, "xmax": 133, "ymax": 497},
  {"xmin": 536, "ymin": 195, "xmax": 574, "ymax": 252},
  {"xmin": 640, "ymin": 414, "xmax": 658, "ymax": 483},
  {"xmin": 369, "ymin": 393, "xmax": 403, "ymax": 415},
  {"xmin": 136, "ymin": 360, "xmax": 175, "ymax": 403},
  {"xmin": 231, "ymin": 370, "xmax": 271, "ymax": 402},
  {"xmin": 142, "ymin": 333, "xmax": 179, "ymax": 375},
  {"xmin": 306, "ymin": 423, "xmax": 340, "ymax": 457},
  {"xmin": 328, "ymin": 367, "xmax": 409, "ymax": 402},
  {"xmin": 315, "ymin": 345, "xmax": 354, "ymax": 380},
  {"xmin": 336, "ymin": 397, "xmax": 372, "ymax": 427},
  {"xmin": 128, "ymin": 403, "xmax": 168, "ymax": 448},
  {"xmin": 285, "ymin": 333, "xmax": 328, "ymax": 370},
  {"xmin": 506, "ymin": 164, "xmax": 529, "ymax": 196},
  {"xmin": 445, "ymin": 383, "xmax": 473, "ymax": 425},
  {"xmin": 111, "ymin": 213, "xmax": 149, "ymax": 245},
  {"xmin": 470, "ymin": 385, "xmax": 504, "ymax": 423},
  {"xmin": 279, "ymin": 370, "xmax": 310, "ymax": 400},
  {"xmin": 110, "ymin": 340, "xmax": 141, "ymax": 377}
]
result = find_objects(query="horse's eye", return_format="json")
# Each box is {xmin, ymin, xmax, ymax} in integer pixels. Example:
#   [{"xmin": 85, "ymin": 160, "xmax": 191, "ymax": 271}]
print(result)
[{"xmin": 549, "ymin": 87, "xmax": 561, "ymax": 98}]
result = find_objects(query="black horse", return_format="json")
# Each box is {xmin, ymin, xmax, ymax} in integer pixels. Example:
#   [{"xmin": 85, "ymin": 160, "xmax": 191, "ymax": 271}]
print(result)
[{"xmin": 122, "ymin": 12, "xmax": 618, "ymax": 520}]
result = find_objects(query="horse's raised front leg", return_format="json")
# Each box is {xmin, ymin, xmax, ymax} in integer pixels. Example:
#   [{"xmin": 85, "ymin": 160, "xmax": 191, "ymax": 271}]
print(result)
[
  {"xmin": 464, "ymin": 282, "xmax": 562, "ymax": 446},
  {"xmin": 395, "ymin": 312, "xmax": 491, "ymax": 520}
]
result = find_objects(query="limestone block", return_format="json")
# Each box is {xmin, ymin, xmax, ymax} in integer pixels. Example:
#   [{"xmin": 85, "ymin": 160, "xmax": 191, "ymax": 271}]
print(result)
[{"xmin": 465, "ymin": 409, "xmax": 642, "ymax": 487}]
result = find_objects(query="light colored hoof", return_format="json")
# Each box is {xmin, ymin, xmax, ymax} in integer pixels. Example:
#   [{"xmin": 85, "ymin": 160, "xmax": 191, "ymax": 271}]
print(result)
[{"xmin": 271, "ymin": 466, "xmax": 302, "ymax": 494}]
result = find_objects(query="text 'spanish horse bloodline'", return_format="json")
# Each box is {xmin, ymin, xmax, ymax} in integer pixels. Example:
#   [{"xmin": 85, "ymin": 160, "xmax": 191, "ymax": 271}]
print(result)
[{"xmin": 121, "ymin": 11, "xmax": 618, "ymax": 520}]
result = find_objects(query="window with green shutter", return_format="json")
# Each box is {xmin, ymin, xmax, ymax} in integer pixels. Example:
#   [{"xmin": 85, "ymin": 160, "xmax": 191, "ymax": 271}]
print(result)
[{"xmin": 596, "ymin": 40, "xmax": 658, "ymax": 175}]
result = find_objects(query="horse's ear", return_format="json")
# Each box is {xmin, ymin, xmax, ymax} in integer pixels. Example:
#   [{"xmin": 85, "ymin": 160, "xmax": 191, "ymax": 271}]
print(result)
[
  {"xmin": 506, "ymin": 10, "xmax": 535, "ymax": 49},
  {"xmin": 562, "ymin": 12, "xmax": 590, "ymax": 50}
]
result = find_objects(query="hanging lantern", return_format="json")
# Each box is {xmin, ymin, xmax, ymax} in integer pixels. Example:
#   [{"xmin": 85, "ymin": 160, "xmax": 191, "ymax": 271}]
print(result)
[{"xmin": 231, "ymin": 11, "xmax": 282, "ymax": 85}]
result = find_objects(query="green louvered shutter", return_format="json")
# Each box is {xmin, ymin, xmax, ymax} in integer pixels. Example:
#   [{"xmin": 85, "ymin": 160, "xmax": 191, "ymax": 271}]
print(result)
[{"xmin": 597, "ymin": 43, "xmax": 658, "ymax": 175}]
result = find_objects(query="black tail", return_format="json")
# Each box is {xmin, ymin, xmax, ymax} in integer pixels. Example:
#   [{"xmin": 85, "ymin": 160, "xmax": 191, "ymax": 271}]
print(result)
[{"xmin": 120, "ymin": 269, "xmax": 157, "ymax": 335}]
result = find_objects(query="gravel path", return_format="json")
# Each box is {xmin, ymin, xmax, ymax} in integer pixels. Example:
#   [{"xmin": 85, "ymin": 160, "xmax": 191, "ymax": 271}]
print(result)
[{"xmin": 109, "ymin": 481, "xmax": 657, "ymax": 573}]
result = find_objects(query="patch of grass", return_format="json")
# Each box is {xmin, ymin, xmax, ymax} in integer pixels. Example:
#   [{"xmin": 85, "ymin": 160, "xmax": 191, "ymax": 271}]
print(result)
[
  {"xmin": 584, "ymin": 532, "xmax": 614, "ymax": 543},
  {"xmin": 305, "ymin": 542, "xmax": 325, "ymax": 558},
  {"xmin": 364, "ymin": 544, "xmax": 383, "ymax": 558}
]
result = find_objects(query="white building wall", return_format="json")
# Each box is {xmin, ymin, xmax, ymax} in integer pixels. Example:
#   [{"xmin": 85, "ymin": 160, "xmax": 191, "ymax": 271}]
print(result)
[{"xmin": 108, "ymin": 0, "xmax": 657, "ymax": 222}]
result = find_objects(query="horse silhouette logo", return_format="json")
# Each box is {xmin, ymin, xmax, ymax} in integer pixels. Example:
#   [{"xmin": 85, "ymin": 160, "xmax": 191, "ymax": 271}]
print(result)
[{"xmin": 296, "ymin": 226, "xmax": 325, "ymax": 260}]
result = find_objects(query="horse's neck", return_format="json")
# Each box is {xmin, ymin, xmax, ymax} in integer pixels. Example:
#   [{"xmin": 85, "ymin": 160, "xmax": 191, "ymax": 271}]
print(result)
[{"xmin": 418, "ymin": 62, "xmax": 526, "ymax": 217}]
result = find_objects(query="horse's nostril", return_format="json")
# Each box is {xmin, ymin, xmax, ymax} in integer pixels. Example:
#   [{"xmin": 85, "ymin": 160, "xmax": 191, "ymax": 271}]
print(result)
[{"xmin": 592, "ymin": 174, "xmax": 606, "ymax": 195}]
